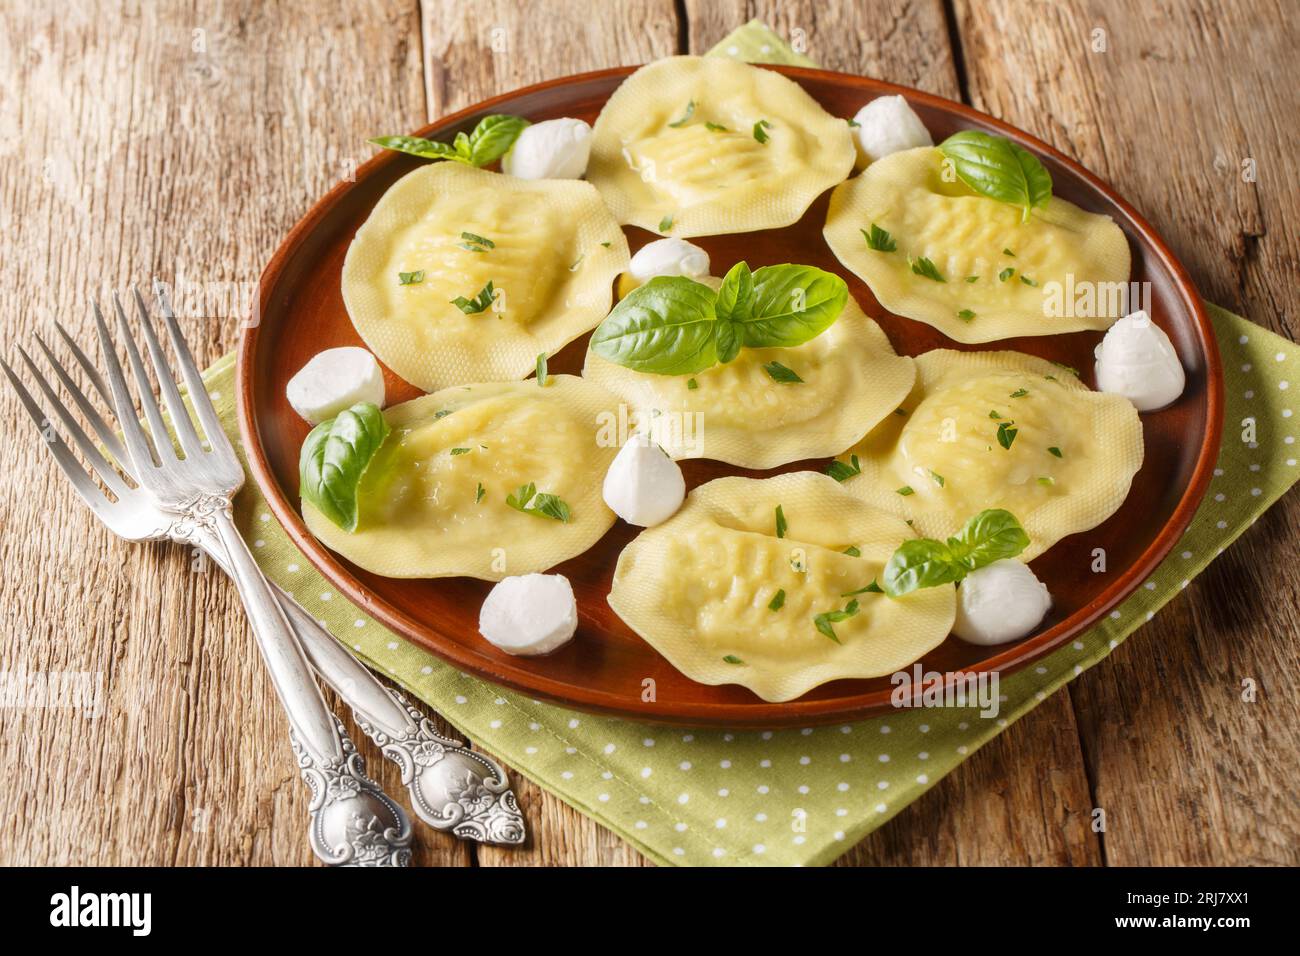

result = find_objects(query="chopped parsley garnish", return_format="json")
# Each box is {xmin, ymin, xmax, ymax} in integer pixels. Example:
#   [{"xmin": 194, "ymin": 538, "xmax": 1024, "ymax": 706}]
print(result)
[
  {"xmin": 451, "ymin": 280, "xmax": 495, "ymax": 314},
  {"xmin": 705, "ymin": 121, "xmax": 730, "ymax": 132},
  {"xmin": 863, "ymin": 223, "xmax": 897, "ymax": 252},
  {"xmin": 930, "ymin": 470, "xmax": 946, "ymax": 487},
  {"xmin": 965, "ymin": 275, "xmax": 979, "ymax": 283},
  {"xmin": 434, "ymin": 409, "xmax": 453, "ymax": 419},
  {"xmin": 1037, "ymin": 476, "xmax": 1055, "ymax": 487},
  {"xmin": 763, "ymin": 361, "xmax": 804, "ymax": 384},
  {"xmin": 569, "ymin": 253, "xmax": 585, "ymax": 271},
  {"xmin": 659, "ymin": 213, "xmax": 674, "ymax": 232},
  {"xmin": 996, "ymin": 421, "xmax": 1019, "ymax": 450},
  {"xmin": 723, "ymin": 654, "xmax": 745, "ymax": 665},
  {"xmin": 506, "ymin": 482, "xmax": 571, "ymax": 522},
  {"xmin": 1010, "ymin": 387, "xmax": 1029, "ymax": 398},
  {"xmin": 768, "ymin": 589, "xmax": 786, "ymax": 612},
  {"xmin": 398, "ymin": 270, "xmax": 425, "ymax": 285},
  {"xmin": 1051, "ymin": 361, "xmax": 1080, "ymax": 376},
  {"xmin": 475, "ymin": 482, "xmax": 485, "ymax": 503},
  {"xmin": 826, "ymin": 454, "xmax": 862, "ymax": 482},
  {"xmin": 989, "ymin": 409, "xmax": 1003, "ymax": 419},
  {"xmin": 753, "ymin": 119, "xmax": 772, "ymax": 144},
  {"xmin": 909, "ymin": 256, "xmax": 945, "ymax": 282},
  {"xmin": 450, "ymin": 447, "xmax": 471, "ymax": 456},
  {"xmin": 998, "ymin": 267, "xmax": 1015, "ymax": 282},
  {"xmin": 1020, "ymin": 275, "xmax": 1038, "ymax": 287},
  {"xmin": 459, "ymin": 231, "xmax": 495, "ymax": 252},
  {"xmin": 895, "ymin": 408, "xmax": 908, "ymax": 416},
  {"xmin": 535, "ymin": 352, "xmax": 548, "ymax": 386},
  {"xmin": 842, "ymin": 545, "xmax": 861, "ymax": 557},
  {"xmin": 667, "ymin": 100, "xmax": 695, "ymax": 128},
  {"xmin": 842, "ymin": 581, "xmax": 883, "ymax": 597},
  {"xmin": 775, "ymin": 504, "xmax": 788, "ymax": 539},
  {"xmin": 897, "ymin": 485, "xmax": 915, "ymax": 496},
  {"xmin": 1003, "ymin": 247, "xmax": 1016, "ymax": 257},
  {"xmin": 1048, "ymin": 446, "xmax": 1063, "ymax": 458},
  {"xmin": 686, "ymin": 378, "xmax": 699, "ymax": 390},
  {"xmin": 813, "ymin": 598, "xmax": 860, "ymax": 643},
  {"xmin": 957, "ymin": 309, "xmax": 975, "ymax": 321}
]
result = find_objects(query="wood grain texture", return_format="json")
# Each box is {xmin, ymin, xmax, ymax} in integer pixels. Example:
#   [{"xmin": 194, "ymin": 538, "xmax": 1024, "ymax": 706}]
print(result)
[
  {"xmin": 0, "ymin": 0, "xmax": 471, "ymax": 866},
  {"xmin": 953, "ymin": 0, "xmax": 1300, "ymax": 865},
  {"xmin": 1, "ymin": 0, "xmax": 1294, "ymax": 867}
]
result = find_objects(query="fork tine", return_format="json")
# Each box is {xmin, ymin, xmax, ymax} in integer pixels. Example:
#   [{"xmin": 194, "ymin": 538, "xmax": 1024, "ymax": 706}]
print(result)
[
  {"xmin": 16, "ymin": 345, "xmax": 132, "ymax": 497},
  {"xmin": 150, "ymin": 285, "xmax": 228, "ymax": 455},
  {"xmin": 53, "ymin": 320, "xmax": 113, "ymax": 406},
  {"xmin": 33, "ymin": 331, "xmax": 130, "ymax": 466},
  {"xmin": 131, "ymin": 287, "xmax": 204, "ymax": 458},
  {"xmin": 112, "ymin": 292, "xmax": 175, "ymax": 461},
  {"xmin": 93, "ymin": 302, "xmax": 159, "ymax": 471},
  {"xmin": 1, "ymin": 358, "xmax": 119, "ymax": 524}
]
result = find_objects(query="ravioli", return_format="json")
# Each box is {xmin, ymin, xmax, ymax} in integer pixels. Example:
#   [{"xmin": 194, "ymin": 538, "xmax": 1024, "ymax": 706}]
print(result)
[
  {"xmin": 342, "ymin": 163, "xmax": 629, "ymax": 391},
  {"xmin": 587, "ymin": 56, "xmax": 855, "ymax": 237},
  {"xmin": 608, "ymin": 473, "xmax": 956, "ymax": 702},
  {"xmin": 582, "ymin": 296, "xmax": 916, "ymax": 469},
  {"xmin": 823, "ymin": 147, "xmax": 1131, "ymax": 343},
  {"xmin": 303, "ymin": 376, "xmax": 620, "ymax": 580},
  {"xmin": 834, "ymin": 350, "xmax": 1143, "ymax": 560}
]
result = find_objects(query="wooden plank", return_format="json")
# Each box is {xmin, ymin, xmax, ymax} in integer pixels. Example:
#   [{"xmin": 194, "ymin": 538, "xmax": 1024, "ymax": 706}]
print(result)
[
  {"xmin": 954, "ymin": 0, "xmax": 1300, "ymax": 865},
  {"xmin": 420, "ymin": 0, "xmax": 680, "ymax": 118},
  {"xmin": 684, "ymin": 0, "xmax": 959, "ymax": 94},
  {"xmin": 419, "ymin": 0, "xmax": 676, "ymax": 867},
  {"xmin": 0, "ymin": 0, "xmax": 472, "ymax": 866}
]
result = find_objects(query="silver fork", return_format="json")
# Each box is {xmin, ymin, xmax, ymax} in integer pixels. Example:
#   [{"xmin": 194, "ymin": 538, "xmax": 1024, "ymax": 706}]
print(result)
[{"xmin": 3, "ymin": 301, "xmax": 527, "ymax": 852}]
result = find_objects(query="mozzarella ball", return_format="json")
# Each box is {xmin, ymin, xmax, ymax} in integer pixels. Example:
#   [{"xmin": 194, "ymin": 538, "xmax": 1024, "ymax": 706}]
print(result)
[
  {"xmin": 627, "ymin": 238, "xmax": 711, "ymax": 285},
  {"xmin": 478, "ymin": 573, "xmax": 578, "ymax": 656},
  {"xmin": 1094, "ymin": 309, "xmax": 1186, "ymax": 412},
  {"xmin": 850, "ymin": 95, "xmax": 933, "ymax": 164},
  {"xmin": 953, "ymin": 560, "xmax": 1052, "ymax": 646},
  {"xmin": 501, "ymin": 117, "xmax": 592, "ymax": 180},
  {"xmin": 286, "ymin": 347, "xmax": 385, "ymax": 424},
  {"xmin": 602, "ymin": 432, "xmax": 686, "ymax": 527}
]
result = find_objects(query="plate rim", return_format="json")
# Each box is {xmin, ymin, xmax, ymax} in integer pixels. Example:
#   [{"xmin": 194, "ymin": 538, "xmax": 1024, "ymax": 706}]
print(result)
[{"xmin": 237, "ymin": 63, "xmax": 1224, "ymax": 727}]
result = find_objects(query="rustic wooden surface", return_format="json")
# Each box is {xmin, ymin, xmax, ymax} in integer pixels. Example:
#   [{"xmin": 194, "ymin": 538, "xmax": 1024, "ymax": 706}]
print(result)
[{"xmin": 0, "ymin": 0, "xmax": 1295, "ymax": 866}]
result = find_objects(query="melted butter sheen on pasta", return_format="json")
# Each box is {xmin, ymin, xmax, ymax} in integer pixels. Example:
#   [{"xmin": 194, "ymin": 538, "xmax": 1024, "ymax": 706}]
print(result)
[
  {"xmin": 839, "ymin": 350, "xmax": 1144, "ymax": 560},
  {"xmin": 583, "ymin": 296, "xmax": 915, "ymax": 468},
  {"xmin": 608, "ymin": 473, "xmax": 955, "ymax": 702},
  {"xmin": 823, "ymin": 147, "xmax": 1131, "ymax": 342},
  {"xmin": 303, "ymin": 376, "xmax": 620, "ymax": 580},
  {"xmin": 588, "ymin": 56, "xmax": 855, "ymax": 237},
  {"xmin": 342, "ymin": 163, "xmax": 628, "ymax": 391}
]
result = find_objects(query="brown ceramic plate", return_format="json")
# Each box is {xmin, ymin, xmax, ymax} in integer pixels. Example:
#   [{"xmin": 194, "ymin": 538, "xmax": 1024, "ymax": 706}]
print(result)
[{"xmin": 237, "ymin": 65, "xmax": 1222, "ymax": 728}]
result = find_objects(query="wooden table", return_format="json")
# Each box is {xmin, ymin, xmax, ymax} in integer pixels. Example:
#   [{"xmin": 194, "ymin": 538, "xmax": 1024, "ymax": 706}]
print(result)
[{"xmin": 1, "ymin": 0, "xmax": 1296, "ymax": 867}]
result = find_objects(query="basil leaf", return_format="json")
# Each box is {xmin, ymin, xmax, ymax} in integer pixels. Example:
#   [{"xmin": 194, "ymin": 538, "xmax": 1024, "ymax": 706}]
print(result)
[
  {"xmin": 938, "ymin": 130, "xmax": 1053, "ymax": 222},
  {"xmin": 468, "ymin": 114, "xmax": 530, "ymax": 166},
  {"xmin": 715, "ymin": 261, "xmax": 755, "ymax": 324},
  {"xmin": 735, "ymin": 264, "xmax": 848, "ymax": 348},
  {"xmin": 299, "ymin": 402, "xmax": 390, "ymax": 533},
  {"xmin": 945, "ymin": 508, "xmax": 1030, "ymax": 571},
  {"xmin": 369, "ymin": 135, "xmax": 467, "ymax": 163},
  {"xmin": 714, "ymin": 318, "xmax": 741, "ymax": 364},
  {"xmin": 881, "ymin": 539, "xmax": 962, "ymax": 597},
  {"xmin": 589, "ymin": 276, "xmax": 719, "ymax": 375}
]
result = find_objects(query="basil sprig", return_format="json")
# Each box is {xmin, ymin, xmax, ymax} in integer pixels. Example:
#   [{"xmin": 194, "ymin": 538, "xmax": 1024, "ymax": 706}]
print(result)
[
  {"xmin": 881, "ymin": 509, "xmax": 1029, "ymax": 597},
  {"xmin": 590, "ymin": 261, "xmax": 848, "ymax": 376},
  {"xmin": 371, "ymin": 114, "xmax": 530, "ymax": 168},
  {"xmin": 299, "ymin": 402, "xmax": 390, "ymax": 532},
  {"xmin": 938, "ymin": 130, "xmax": 1052, "ymax": 222}
]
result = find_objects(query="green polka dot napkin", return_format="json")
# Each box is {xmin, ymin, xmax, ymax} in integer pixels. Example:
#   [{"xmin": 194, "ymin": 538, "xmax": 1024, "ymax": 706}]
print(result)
[{"xmin": 207, "ymin": 24, "xmax": 1299, "ymax": 866}]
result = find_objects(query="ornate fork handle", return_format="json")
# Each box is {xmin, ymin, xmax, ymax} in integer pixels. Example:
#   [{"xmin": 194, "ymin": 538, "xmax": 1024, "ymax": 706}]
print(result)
[
  {"xmin": 176, "ymin": 498, "xmax": 413, "ymax": 866},
  {"xmin": 353, "ymin": 693, "xmax": 527, "ymax": 846},
  {"xmin": 179, "ymin": 521, "xmax": 526, "ymax": 847}
]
